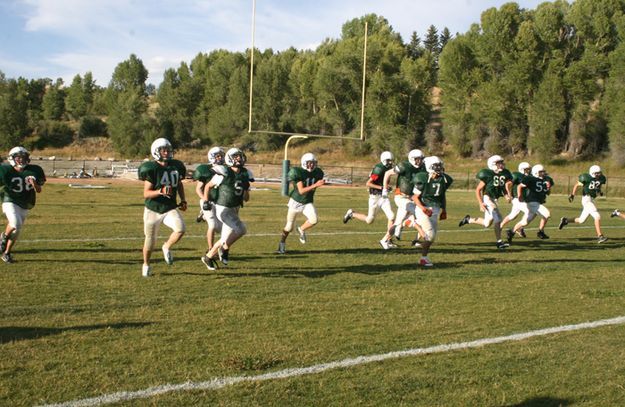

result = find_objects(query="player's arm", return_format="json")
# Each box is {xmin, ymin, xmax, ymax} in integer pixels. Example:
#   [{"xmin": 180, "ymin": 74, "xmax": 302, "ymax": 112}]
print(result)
[
  {"xmin": 517, "ymin": 183, "xmax": 526, "ymax": 202},
  {"xmin": 504, "ymin": 180, "xmax": 513, "ymax": 201},
  {"xmin": 177, "ymin": 181, "xmax": 187, "ymax": 211},
  {"xmin": 296, "ymin": 179, "xmax": 324, "ymax": 195},
  {"xmin": 143, "ymin": 180, "xmax": 164, "ymax": 199},
  {"xmin": 411, "ymin": 189, "xmax": 432, "ymax": 216},
  {"xmin": 26, "ymin": 176, "xmax": 42, "ymax": 193},
  {"xmin": 195, "ymin": 180, "xmax": 205, "ymax": 200},
  {"xmin": 569, "ymin": 181, "xmax": 582, "ymax": 202},
  {"xmin": 365, "ymin": 176, "xmax": 382, "ymax": 191},
  {"xmin": 475, "ymin": 180, "xmax": 486, "ymax": 210}
]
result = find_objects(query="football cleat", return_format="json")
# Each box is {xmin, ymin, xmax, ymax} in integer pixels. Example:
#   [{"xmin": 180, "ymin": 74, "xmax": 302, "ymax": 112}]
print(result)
[
  {"xmin": 611, "ymin": 209, "xmax": 620, "ymax": 218},
  {"xmin": 506, "ymin": 229, "xmax": 514, "ymax": 244},
  {"xmin": 343, "ymin": 209, "xmax": 353, "ymax": 224},
  {"xmin": 0, "ymin": 232, "xmax": 7, "ymax": 253},
  {"xmin": 142, "ymin": 264, "xmax": 152, "ymax": 277},
  {"xmin": 219, "ymin": 248, "xmax": 229, "ymax": 266},
  {"xmin": 496, "ymin": 240, "xmax": 509, "ymax": 250},
  {"xmin": 276, "ymin": 242, "xmax": 286, "ymax": 254},
  {"xmin": 419, "ymin": 256, "xmax": 433, "ymax": 267},
  {"xmin": 162, "ymin": 245, "xmax": 173, "ymax": 265},
  {"xmin": 387, "ymin": 241, "xmax": 398, "ymax": 248},
  {"xmin": 598, "ymin": 235, "xmax": 608, "ymax": 244},
  {"xmin": 379, "ymin": 239, "xmax": 391, "ymax": 250},
  {"xmin": 297, "ymin": 226, "xmax": 307, "ymax": 244},
  {"xmin": 201, "ymin": 255, "xmax": 218, "ymax": 270},
  {"xmin": 195, "ymin": 210, "xmax": 205, "ymax": 223},
  {"xmin": 458, "ymin": 215, "xmax": 470, "ymax": 227},
  {"xmin": 537, "ymin": 230, "xmax": 550, "ymax": 240},
  {"xmin": 411, "ymin": 239, "xmax": 422, "ymax": 248},
  {"xmin": 518, "ymin": 228, "xmax": 527, "ymax": 238},
  {"xmin": 558, "ymin": 217, "xmax": 568, "ymax": 230},
  {"xmin": 2, "ymin": 253, "xmax": 14, "ymax": 264}
]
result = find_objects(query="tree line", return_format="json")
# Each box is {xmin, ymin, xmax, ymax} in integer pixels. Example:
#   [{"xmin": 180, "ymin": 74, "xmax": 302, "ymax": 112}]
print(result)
[{"xmin": 1, "ymin": 0, "xmax": 625, "ymax": 164}]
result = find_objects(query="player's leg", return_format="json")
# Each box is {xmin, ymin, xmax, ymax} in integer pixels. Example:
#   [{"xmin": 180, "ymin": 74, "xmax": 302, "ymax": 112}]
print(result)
[
  {"xmin": 142, "ymin": 208, "xmax": 164, "ymax": 275},
  {"xmin": 1, "ymin": 203, "xmax": 26, "ymax": 263},
  {"xmin": 501, "ymin": 198, "xmax": 521, "ymax": 228},
  {"xmin": 278, "ymin": 201, "xmax": 302, "ymax": 253},
  {"xmin": 415, "ymin": 207, "xmax": 437, "ymax": 266},
  {"xmin": 536, "ymin": 204, "xmax": 551, "ymax": 239},
  {"xmin": 161, "ymin": 209, "xmax": 186, "ymax": 265}
]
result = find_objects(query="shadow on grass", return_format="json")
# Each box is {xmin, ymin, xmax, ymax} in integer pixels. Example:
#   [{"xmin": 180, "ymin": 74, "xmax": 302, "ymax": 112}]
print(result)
[
  {"xmin": 504, "ymin": 396, "xmax": 573, "ymax": 406},
  {"xmin": 0, "ymin": 322, "xmax": 152, "ymax": 344}
]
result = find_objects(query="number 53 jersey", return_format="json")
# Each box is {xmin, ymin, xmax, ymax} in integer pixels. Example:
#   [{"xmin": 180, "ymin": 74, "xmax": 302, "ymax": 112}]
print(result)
[{"xmin": 0, "ymin": 164, "xmax": 46, "ymax": 209}]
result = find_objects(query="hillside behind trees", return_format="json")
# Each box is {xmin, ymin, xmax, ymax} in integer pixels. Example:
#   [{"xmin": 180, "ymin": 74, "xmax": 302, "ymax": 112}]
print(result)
[{"xmin": 1, "ymin": 0, "xmax": 625, "ymax": 164}]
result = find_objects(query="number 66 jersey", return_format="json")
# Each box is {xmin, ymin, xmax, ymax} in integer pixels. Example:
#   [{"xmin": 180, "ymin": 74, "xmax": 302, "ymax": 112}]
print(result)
[{"xmin": 0, "ymin": 163, "xmax": 46, "ymax": 209}]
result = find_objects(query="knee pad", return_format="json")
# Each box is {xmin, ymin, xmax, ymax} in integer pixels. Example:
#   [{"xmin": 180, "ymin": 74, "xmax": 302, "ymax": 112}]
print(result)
[
  {"xmin": 591, "ymin": 212, "xmax": 601, "ymax": 221},
  {"xmin": 365, "ymin": 216, "xmax": 375, "ymax": 224},
  {"xmin": 284, "ymin": 221, "xmax": 295, "ymax": 233}
]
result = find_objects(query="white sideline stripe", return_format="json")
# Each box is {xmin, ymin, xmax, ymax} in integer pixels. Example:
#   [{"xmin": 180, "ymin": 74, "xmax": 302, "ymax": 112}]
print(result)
[
  {"xmin": 19, "ymin": 225, "xmax": 625, "ymax": 244},
  {"xmin": 40, "ymin": 315, "xmax": 625, "ymax": 407}
]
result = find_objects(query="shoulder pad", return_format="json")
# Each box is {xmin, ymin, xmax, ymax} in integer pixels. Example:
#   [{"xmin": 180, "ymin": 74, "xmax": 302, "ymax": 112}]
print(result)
[{"xmin": 212, "ymin": 165, "xmax": 228, "ymax": 176}]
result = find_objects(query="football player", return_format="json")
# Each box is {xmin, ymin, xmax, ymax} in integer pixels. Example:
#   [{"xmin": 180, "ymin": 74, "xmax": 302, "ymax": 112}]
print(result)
[
  {"xmin": 507, "ymin": 164, "xmax": 554, "ymax": 243},
  {"xmin": 500, "ymin": 162, "xmax": 531, "ymax": 237},
  {"xmin": 380, "ymin": 149, "xmax": 427, "ymax": 249},
  {"xmin": 277, "ymin": 152, "xmax": 325, "ymax": 254},
  {"xmin": 201, "ymin": 148, "xmax": 253, "ymax": 269},
  {"xmin": 138, "ymin": 138, "xmax": 187, "ymax": 277},
  {"xmin": 193, "ymin": 146, "xmax": 225, "ymax": 254},
  {"xmin": 0, "ymin": 147, "xmax": 46, "ymax": 264},
  {"xmin": 342, "ymin": 151, "xmax": 395, "ymax": 236},
  {"xmin": 411, "ymin": 156, "xmax": 453, "ymax": 267},
  {"xmin": 559, "ymin": 165, "xmax": 608, "ymax": 243},
  {"xmin": 458, "ymin": 155, "xmax": 513, "ymax": 249}
]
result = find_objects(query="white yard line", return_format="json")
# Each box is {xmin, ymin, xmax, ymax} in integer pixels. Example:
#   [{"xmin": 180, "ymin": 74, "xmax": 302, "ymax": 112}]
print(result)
[
  {"xmin": 20, "ymin": 225, "xmax": 624, "ymax": 244},
  {"xmin": 40, "ymin": 315, "xmax": 625, "ymax": 407}
]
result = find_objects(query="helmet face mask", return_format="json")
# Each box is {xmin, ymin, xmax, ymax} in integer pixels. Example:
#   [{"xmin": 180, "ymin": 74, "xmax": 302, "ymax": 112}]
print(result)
[
  {"xmin": 424, "ymin": 156, "xmax": 443, "ymax": 176},
  {"xmin": 226, "ymin": 148, "xmax": 246, "ymax": 167},
  {"xmin": 589, "ymin": 165, "xmax": 601, "ymax": 178},
  {"xmin": 380, "ymin": 151, "xmax": 394, "ymax": 169},
  {"xmin": 301, "ymin": 153, "xmax": 317, "ymax": 172},
  {"xmin": 408, "ymin": 149, "xmax": 424, "ymax": 168},
  {"xmin": 532, "ymin": 164, "xmax": 545, "ymax": 178},
  {"xmin": 150, "ymin": 138, "xmax": 173, "ymax": 161},
  {"xmin": 207, "ymin": 146, "xmax": 225, "ymax": 165},
  {"xmin": 487, "ymin": 155, "xmax": 504, "ymax": 173},
  {"xmin": 8, "ymin": 146, "xmax": 30, "ymax": 169},
  {"xmin": 518, "ymin": 162, "xmax": 531, "ymax": 175}
]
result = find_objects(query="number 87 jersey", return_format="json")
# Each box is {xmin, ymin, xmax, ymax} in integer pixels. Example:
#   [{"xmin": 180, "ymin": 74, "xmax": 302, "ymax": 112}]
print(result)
[{"xmin": 0, "ymin": 163, "xmax": 46, "ymax": 209}]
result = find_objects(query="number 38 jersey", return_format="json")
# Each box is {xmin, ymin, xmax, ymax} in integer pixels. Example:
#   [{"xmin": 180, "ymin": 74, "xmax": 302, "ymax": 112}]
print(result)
[
  {"xmin": 0, "ymin": 164, "xmax": 46, "ymax": 209},
  {"xmin": 578, "ymin": 173, "xmax": 606, "ymax": 198},
  {"xmin": 476, "ymin": 168, "xmax": 513, "ymax": 199},
  {"xmin": 138, "ymin": 159, "xmax": 186, "ymax": 214},
  {"xmin": 288, "ymin": 166, "xmax": 324, "ymax": 204}
]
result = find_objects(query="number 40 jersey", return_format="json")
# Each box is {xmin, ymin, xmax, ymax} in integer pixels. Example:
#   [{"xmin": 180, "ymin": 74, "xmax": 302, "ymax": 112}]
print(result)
[{"xmin": 138, "ymin": 159, "xmax": 186, "ymax": 214}]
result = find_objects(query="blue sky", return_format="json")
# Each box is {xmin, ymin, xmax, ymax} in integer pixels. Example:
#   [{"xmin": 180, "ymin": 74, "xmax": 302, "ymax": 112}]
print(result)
[{"xmin": 0, "ymin": 0, "xmax": 546, "ymax": 87}]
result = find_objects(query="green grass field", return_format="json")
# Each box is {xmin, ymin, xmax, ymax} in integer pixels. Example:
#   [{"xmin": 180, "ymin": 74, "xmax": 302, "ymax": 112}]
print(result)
[{"xmin": 1, "ymin": 180, "xmax": 625, "ymax": 406}]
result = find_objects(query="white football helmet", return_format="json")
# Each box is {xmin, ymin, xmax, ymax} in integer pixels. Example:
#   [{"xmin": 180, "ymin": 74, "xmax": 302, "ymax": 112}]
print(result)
[
  {"xmin": 380, "ymin": 151, "xmax": 394, "ymax": 168},
  {"xmin": 518, "ymin": 162, "xmax": 531, "ymax": 174},
  {"xmin": 424, "ymin": 156, "xmax": 444, "ymax": 175},
  {"xmin": 301, "ymin": 152, "xmax": 317, "ymax": 171},
  {"xmin": 589, "ymin": 165, "xmax": 601, "ymax": 177},
  {"xmin": 487, "ymin": 155, "xmax": 504, "ymax": 173},
  {"xmin": 408, "ymin": 149, "xmax": 424, "ymax": 168},
  {"xmin": 225, "ymin": 148, "xmax": 246, "ymax": 167},
  {"xmin": 8, "ymin": 146, "xmax": 30, "ymax": 169},
  {"xmin": 150, "ymin": 138, "xmax": 173, "ymax": 161},
  {"xmin": 532, "ymin": 164, "xmax": 545, "ymax": 178},
  {"xmin": 207, "ymin": 146, "xmax": 225, "ymax": 165}
]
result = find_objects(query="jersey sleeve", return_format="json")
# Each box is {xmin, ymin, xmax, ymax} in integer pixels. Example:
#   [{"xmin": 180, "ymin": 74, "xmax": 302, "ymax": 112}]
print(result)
[
  {"xmin": 288, "ymin": 167, "xmax": 301, "ymax": 183},
  {"xmin": 33, "ymin": 165, "xmax": 47, "ymax": 185},
  {"xmin": 476, "ymin": 169, "xmax": 490, "ymax": 183},
  {"xmin": 138, "ymin": 162, "xmax": 155, "ymax": 184},
  {"xmin": 246, "ymin": 168, "xmax": 255, "ymax": 182},
  {"xmin": 445, "ymin": 174, "xmax": 453, "ymax": 188}
]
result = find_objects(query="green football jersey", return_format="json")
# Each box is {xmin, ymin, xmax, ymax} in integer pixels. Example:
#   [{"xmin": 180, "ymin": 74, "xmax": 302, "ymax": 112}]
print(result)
[
  {"xmin": 138, "ymin": 159, "xmax": 186, "ymax": 214},
  {"xmin": 476, "ymin": 168, "xmax": 513, "ymax": 199},
  {"xmin": 368, "ymin": 162, "xmax": 388, "ymax": 195},
  {"xmin": 578, "ymin": 173, "xmax": 606, "ymax": 198},
  {"xmin": 288, "ymin": 166, "xmax": 324, "ymax": 204},
  {"xmin": 193, "ymin": 164, "xmax": 218, "ymax": 202},
  {"xmin": 413, "ymin": 172, "xmax": 453, "ymax": 208},
  {"xmin": 511, "ymin": 171, "xmax": 528, "ymax": 200},
  {"xmin": 214, "ymin": 166, "xmax": 252, "ymax": 208},
  {"xmin": 0, "ymin": 164, "xmax": 46, "ymax": 209},
  {"xmin": 521, "ymin": 175, "xmax": 554, "ymax": 204},
  {"xmin": 394, "ymin": 161, "xmax": 425, "ymax": 195}
]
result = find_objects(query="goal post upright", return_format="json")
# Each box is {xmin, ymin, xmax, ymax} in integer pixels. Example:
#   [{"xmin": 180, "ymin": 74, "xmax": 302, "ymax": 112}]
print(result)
[{"xmin": 248, "ymin": 1, "xmax": 369, "ymax": 195}]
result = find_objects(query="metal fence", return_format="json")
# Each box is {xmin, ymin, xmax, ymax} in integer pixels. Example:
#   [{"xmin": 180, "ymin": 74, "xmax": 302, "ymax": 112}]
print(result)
[{"xmin": 33, "ymin": 159, "xmax": 625, "ymax": 197}]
